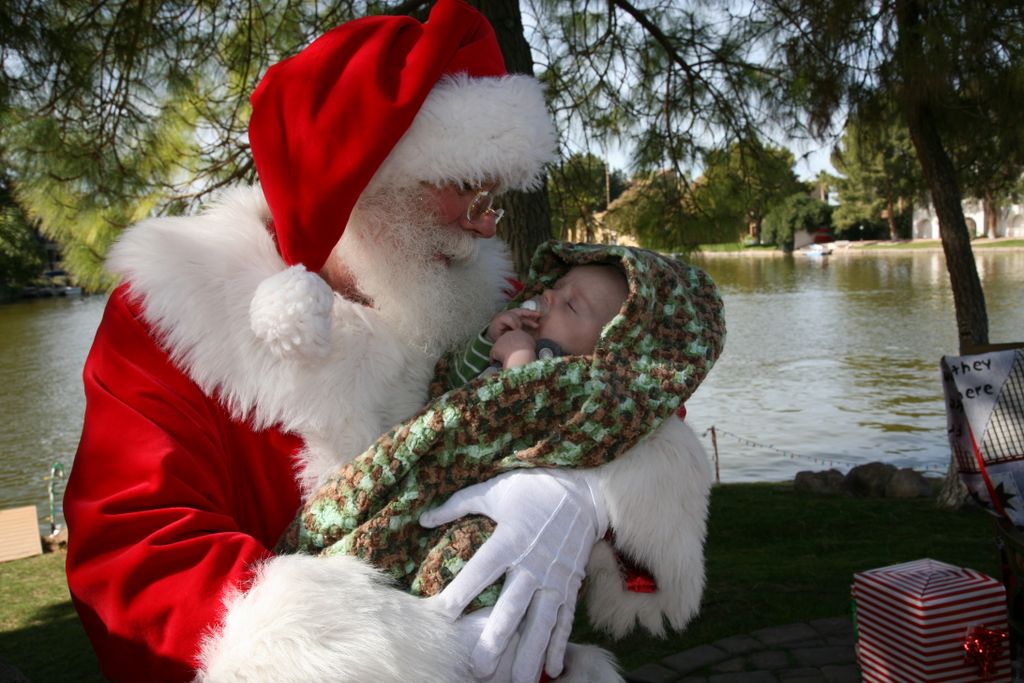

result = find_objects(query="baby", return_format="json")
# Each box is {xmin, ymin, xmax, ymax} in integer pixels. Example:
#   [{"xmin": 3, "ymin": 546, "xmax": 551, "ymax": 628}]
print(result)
[
  {"xmin": 492, "ymin": 264, "xmax": 628, "ymax": 367},
  {"xmin": 450, "ymin": 263, "xmax": 629, "ymax": 383}
]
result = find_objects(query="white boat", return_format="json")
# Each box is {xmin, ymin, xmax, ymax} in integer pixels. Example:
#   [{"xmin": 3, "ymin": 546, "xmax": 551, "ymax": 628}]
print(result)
[{"xmin": 800, "ymin": 244, "xmax": 833, "ymax": 257}]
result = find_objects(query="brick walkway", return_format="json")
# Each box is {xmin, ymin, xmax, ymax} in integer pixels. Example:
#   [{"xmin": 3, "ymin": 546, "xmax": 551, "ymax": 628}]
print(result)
[{"xmin": 625, "ymin": 617, "xmax": 860, "ymax": 683}]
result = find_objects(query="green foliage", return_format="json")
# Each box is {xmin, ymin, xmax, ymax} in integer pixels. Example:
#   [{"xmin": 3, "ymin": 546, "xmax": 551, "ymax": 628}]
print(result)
[
  {"xmin": 7, "ymin": 103, "xmax": 194, "ymax": 291},
  {"xmin": 547, "ymin": 152, "xmax": 626, "ymax": 240},
  {"xmin": 524, "ymin": 2, "xmax": 772, "ymax": 177},
  {"xmin": 760, "ymin": 0, "xmax": 1024, "ymax": 146},
  {"xmin": 603, "ymin": 170, "xmax": 701, "ymax": 251},
  {"xmin": 3, "ymin": 0, "xmax": 1018, "ymax": 302},
  {"xmin": 949, "ymin": 79, "xmax": 1024, "ymax": 235},
  {"xmin": 829, "ymin": 115, "xmax": 922, "ymax": 241},
  {"xmin": 0, "ymin": 172, "xmax": 44, "ymax": 294},
  {"xmin": 602, "ymin": 139, "xmax": 807, "ymax": 250},
  {"xmin": 762, "ymin": 193, "xmax": 833, "ymax": 250},
  {"xmin": 692, "ymin": 140, "xmax": 807, "ymax": 244},
  {"xmin": 1, "ymin": 1, "xmax": 367, "ymax": 289},
  {"xmin": 0, "ymin": 1, "xmax": 780, "ymax": 286},
  {"xmin": 0, "ymin": 204, "xmax": 45, "ymax": 294}
]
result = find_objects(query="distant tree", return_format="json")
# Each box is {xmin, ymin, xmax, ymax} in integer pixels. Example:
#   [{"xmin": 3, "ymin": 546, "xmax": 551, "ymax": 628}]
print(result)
[
  {"xmin": 951, "ymin": 116, "xmax": 1024, "ymax": 239},
  {"xmin": 762, "ymin": 194, "xmax": 833, "ymax": 250},
  {"xmin": 830, "ymin": 117, "xmax": 923, "ymax": 241},
  {"xmin": 604, "ymin": 169, "xmax": 706, "ymax": 251},
  {"xmin": 0, "ymin": 174, "xmax": 45, "ymax": 295},
  {"xmin": 694, "ymin": 140, "xmax": 807, "ymax": 244},
  {"xmin": 547, "ymin": 152, "xmax": 626, "ymax": 242},
  {"xmin": 0, "ymin": 213, "xmax": 44, "ymax": 295}
]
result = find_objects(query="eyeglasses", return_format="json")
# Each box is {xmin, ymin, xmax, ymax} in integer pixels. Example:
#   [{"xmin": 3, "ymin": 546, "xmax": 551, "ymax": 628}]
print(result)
[{"xmin": 466, "ymin": 190, "xmax": 505, "ymax": 225}]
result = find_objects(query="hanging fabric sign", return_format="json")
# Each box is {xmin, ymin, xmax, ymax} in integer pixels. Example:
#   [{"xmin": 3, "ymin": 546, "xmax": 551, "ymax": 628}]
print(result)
[{"xmin": 941, "ymin": 349, "xmax": 1024, "ymax": 526}]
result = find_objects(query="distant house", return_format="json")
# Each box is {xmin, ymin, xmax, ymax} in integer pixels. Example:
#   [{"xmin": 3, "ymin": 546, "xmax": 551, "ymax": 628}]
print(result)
[
  {"xmin": 913, "ymin": 200, "xmax": 1024, "ymax": 239},
  {"xmin": 562, "ymin": 209, "xmax": 640, "ymax": 247},
  {"xmin": 591, "ymin": 217, "xmax": 639, "ymax": 247}
]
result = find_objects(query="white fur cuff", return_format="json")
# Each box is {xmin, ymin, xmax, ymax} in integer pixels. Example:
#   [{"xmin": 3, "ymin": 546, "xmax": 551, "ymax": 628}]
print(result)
[
  {"xmin": 586, "ymin": 418, "xmax": 713, "ymax": 640},
  {"xmin": 249, "ymin": 265, "xmax": 333, "ymax": 360},
  {"xmin": 197, "ymin": 553, "xmax": 466, "ymax": 682}
]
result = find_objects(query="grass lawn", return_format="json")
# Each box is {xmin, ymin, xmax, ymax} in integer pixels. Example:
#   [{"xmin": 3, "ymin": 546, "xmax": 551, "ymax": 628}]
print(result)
[
  {"xmin": 0, "ymin": 483, "xmax": 1003, "ymax": 680},
  {"xmin": 0, "ymin": 551, "xmax": 101, "ymax": 681},
  {"xmin": 576, "ymin": 482, "xmax": 1001, "ymax": 670}
]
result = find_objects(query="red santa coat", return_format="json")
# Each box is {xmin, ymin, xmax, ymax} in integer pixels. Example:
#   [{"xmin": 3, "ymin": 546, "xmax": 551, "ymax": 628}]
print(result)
[
  {"xmin": 66, "ymin": 286, "xmax": 304, "ymax": 679},
  {"xmin": 65, "ymin": 186, "xmax": 714, "ymax": 682}
]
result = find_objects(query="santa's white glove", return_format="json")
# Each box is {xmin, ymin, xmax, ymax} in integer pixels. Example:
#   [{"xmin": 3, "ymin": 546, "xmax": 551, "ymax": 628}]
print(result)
[
  {"xmin": 421, "ymin": 468, "xmax": 608, "ymax": 683},
  {"xmin": 454, "ymin": 607, "xmax": 520, "ymax": 683}
]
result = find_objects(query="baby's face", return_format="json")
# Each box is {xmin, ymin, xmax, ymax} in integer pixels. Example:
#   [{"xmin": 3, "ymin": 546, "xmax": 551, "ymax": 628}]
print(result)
[{"xmin": 535, "ymin": 264, "xmax": 628, "ymax": 355}]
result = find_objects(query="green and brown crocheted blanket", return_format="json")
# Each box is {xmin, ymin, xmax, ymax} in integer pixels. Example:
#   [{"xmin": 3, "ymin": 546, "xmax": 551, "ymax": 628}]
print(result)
[{"xmin": 280, "ymin": 241, "xmax": 725, "ymax": 605}]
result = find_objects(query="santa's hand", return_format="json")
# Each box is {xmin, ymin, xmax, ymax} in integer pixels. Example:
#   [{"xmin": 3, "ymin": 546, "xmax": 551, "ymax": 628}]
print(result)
[
  {"xmin": 452, "ymin": 607, "xmax": 520, "ymax": 683},
  {"xmin": 421, "ymin": 469, "xmax": 608, "ymax": 683}
]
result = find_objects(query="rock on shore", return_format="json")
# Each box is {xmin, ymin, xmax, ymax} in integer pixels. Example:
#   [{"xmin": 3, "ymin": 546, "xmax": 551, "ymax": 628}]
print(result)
[{"xmin": 794, "ymin": 462, "xmax": 932, "ymax": 498}]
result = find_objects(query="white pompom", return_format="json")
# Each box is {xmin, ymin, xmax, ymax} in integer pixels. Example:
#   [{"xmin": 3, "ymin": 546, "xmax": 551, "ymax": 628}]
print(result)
[{"xmin": 249, "ymin": 265, "xmax": 333, "ymax": 360}]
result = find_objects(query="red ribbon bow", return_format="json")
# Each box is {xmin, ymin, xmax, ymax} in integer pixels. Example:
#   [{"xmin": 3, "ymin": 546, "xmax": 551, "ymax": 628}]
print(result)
[{"xmin": 962, "ymin": 625, "xmax": 1008, "ymax": 681}]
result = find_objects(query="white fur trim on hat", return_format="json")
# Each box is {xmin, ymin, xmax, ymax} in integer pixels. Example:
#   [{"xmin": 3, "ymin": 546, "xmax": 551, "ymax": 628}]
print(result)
[
  {"xmin": 372, "ymin": 73, "xmax": 558, "ymax": 192},
  {"xmin": 249, "ymin": 264, "xmax": 334, "ymax": 360}
]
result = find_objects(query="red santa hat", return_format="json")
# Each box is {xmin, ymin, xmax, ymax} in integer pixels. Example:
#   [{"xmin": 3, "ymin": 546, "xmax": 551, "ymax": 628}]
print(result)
[{"xmin": 246, "ymin": 0, "xmax": 556, "ymax": 359}]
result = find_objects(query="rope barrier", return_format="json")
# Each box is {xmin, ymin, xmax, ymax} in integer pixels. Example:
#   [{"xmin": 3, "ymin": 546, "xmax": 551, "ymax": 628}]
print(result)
[{"xmin": 702, "ymin": 425, "xmax": 947, "ymax": 474}]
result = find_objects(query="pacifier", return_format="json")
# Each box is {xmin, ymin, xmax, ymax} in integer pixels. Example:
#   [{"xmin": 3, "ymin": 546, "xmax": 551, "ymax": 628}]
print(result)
[
  {"xmin": 535, "ymin": 338, "xmax": 562, "ymax": 359},
  {"xmin": 520, "ymin": 296, "xmax": 549, "ymax": 316}
]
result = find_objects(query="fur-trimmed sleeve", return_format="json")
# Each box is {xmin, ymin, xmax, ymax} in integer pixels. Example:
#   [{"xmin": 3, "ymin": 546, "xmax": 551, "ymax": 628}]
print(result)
[
  {"xmin": 585, "ymin": 417, "xmax": 712, "ymax": 639},
  {"xmin": 196, "ymin": 554, "xmax": 467, "ymax": 682}
]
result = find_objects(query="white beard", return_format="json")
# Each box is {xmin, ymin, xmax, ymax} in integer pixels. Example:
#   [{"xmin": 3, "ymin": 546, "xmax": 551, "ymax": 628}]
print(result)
[{"xmin": 328, "ymin": 188, "xmax": 503, "ymax": 357}]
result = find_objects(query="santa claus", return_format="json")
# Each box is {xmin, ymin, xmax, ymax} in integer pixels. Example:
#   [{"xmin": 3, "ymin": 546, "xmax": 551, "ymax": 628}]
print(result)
[{"xmin": 64, "ymin": 2, "xmax": 714, "ymax": 682}]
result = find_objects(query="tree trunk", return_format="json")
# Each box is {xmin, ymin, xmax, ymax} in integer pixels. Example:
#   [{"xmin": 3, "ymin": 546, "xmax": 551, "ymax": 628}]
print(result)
[
  {"xmin": 983, "ymin": 191, "xmax": 998, "ymax": 239},
  {"xmin": 471, "ymin": 0, "xmax": 552, "ymax": 277},
  {"xmin": 885, "ymin": 198, "xmax": 898, "ymax": 241},
  {"xmin": 896, "ymin": 0, "xmax": 989, "ymax": 510},
  {"xmin": 895, "ymin": 0, "xmax": 989, "ymax": 353}
]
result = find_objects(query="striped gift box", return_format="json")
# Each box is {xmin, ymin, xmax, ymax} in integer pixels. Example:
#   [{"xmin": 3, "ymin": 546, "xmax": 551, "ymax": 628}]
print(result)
[{"xmin": 853, "ymin": 558, "xmax": 1010, "ymax": 682}]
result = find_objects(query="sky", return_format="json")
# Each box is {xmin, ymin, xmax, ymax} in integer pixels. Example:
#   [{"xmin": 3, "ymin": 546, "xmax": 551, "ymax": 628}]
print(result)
[{"xmin": 790, "ymin": 139, "xmax": 841, "ymax": 181}]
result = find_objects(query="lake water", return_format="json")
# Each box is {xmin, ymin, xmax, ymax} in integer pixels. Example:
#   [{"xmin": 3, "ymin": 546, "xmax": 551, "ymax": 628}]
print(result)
[
  {"xmin": 686, "ymin": 249, "xmax": 1024, "ymax": 482},
  {"xmin": 1, "ymin": 249, "xmax": 1022, "ymax": 530}
]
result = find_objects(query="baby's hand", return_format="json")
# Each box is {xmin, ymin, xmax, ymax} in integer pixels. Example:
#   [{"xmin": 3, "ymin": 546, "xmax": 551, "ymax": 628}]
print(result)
[
  {"xmin": 491, "ymin": 329, "xmax": 537, "ymax": 369},
  {"xmin": 486, "ymin": 308, "xmax": 540, "ymax": 342}
]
